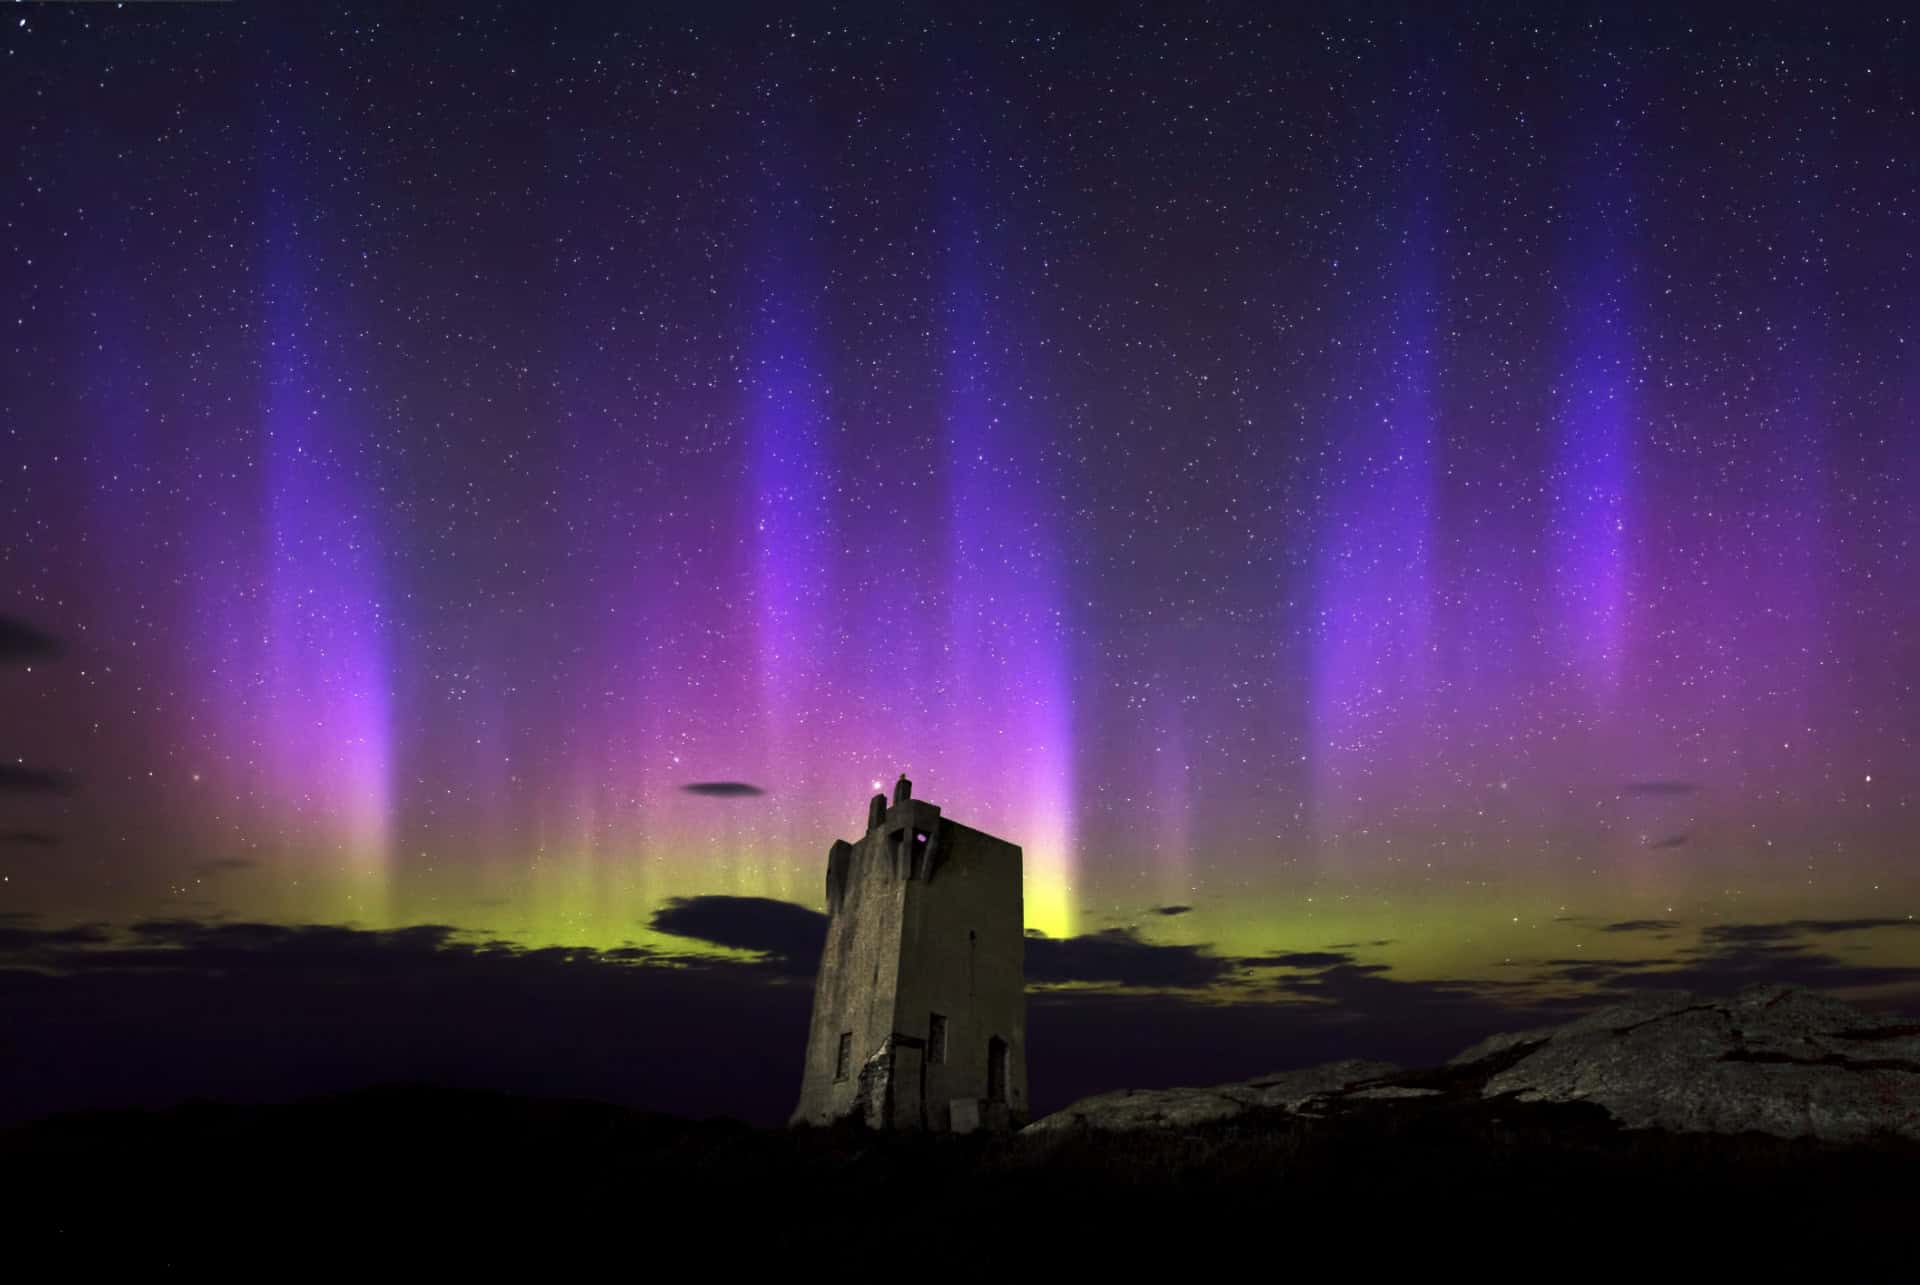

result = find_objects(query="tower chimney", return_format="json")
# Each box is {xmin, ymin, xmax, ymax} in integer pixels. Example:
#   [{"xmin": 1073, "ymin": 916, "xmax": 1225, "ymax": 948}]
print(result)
[
  {"xmin": 866, "ymin": 792, "xmax": 887, "ymax": 832},
  {"xmin": 893, "ymin": 773, "xmax": 912, "ymax": 806}
]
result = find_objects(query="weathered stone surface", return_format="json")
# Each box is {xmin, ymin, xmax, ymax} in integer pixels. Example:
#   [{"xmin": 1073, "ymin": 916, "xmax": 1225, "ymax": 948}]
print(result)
[
  {"xmin": 1023, "ymin": 1058, "xmax": 1401, "ymax": 1133},
  {"xmin": 1026, "ymin": 984, "xmax": 1920, "ymax": 1141},
  {"xmin": 1450, "ymin": 983, "xmax": 1920, "ymax": 1142}
]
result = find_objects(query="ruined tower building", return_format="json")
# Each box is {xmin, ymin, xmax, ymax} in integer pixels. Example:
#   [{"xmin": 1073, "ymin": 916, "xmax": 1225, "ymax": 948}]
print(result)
[{"xmin": 791, "ymin": 774, "xmax": 1027, "ymax": 1132}]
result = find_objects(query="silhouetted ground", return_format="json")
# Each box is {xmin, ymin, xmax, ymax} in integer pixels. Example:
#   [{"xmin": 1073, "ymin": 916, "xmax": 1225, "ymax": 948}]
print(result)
[{"xmin": 3, "ymin": 1077, "xmax": 1914, "ymax": 1275}]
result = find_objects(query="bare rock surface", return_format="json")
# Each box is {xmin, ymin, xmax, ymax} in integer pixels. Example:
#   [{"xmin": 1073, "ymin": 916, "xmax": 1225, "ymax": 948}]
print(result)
[
  {"xmin": 1450, "ymin": 983, "xmax": 1920, "ymax": 1142},
  {"xmin": 1344, "ymin": 1085, "xmax": 1443, "ymax": 1101},
  {"xmin": 1021, "ymin": 1057, "xmax": 1400, "ymax": 1133},
  {"xmin": 1026, "ymin": 984, "xmax": 1920, "ymax": 1141}
]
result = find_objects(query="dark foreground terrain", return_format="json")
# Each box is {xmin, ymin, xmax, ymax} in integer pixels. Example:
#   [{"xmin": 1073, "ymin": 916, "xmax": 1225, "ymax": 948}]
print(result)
[{"xmin": 3, "ymin": 1073, "xmax": 1914, "ymax": 1275}]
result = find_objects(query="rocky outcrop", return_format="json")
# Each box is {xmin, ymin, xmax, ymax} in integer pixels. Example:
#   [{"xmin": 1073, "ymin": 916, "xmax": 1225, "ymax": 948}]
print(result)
[
  {"xmin": 1449, "ymin": 983, "xmax": 1920, "ymax": 1142},
  {"xmin": 1025, "ymin": 984, "xmax": 1920, "ymax": 1142},
  {"xmin": 1021, "ymin": 1058, "xmax": 1401, "ymax": 1133}
]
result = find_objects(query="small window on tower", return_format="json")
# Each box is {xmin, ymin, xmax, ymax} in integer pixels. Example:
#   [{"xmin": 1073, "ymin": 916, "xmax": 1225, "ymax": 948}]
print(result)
[
  {"xmin": 928, "ymin": 1013, "xmax": 948, "ymax": 1065},
  {"xmin": 835, "ymin": 1032, "xmax": 853, "ymax": 1082},
  {"xmin": 910, "ymin": 830, "xmax": 929, "ymax": 878}
]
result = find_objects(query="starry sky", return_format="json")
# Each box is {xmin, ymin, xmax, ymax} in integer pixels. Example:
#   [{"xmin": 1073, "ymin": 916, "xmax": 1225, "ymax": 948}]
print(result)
[{"xmin": 3, "ymin": 2, "xmax": 1919, "ymax": 1124}]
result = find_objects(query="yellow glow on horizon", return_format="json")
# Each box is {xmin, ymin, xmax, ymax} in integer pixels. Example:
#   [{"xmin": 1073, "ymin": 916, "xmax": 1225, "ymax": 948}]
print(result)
[{"xmin": 1022, "ymin": 863, "xmax": 1075, "ymax": 942}]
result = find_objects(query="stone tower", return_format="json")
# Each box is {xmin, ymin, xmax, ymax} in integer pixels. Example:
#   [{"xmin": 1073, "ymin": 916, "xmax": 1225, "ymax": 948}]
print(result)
[{"xmin": 790, "ymin": 774, "xmax": 1027, "ymax": 1132}]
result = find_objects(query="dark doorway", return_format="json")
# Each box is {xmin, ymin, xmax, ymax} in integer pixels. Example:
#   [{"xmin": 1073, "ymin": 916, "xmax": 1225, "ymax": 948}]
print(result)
[{"xmin": 987, "ymin": 1036, "xmax": 1008, "ymax": 1102}]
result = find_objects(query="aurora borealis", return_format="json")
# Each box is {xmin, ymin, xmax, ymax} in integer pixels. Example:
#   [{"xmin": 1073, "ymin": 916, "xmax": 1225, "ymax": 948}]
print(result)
[{"xmin": 4, "ymin": 4, "xmax": 1919, "ymax": 1123}]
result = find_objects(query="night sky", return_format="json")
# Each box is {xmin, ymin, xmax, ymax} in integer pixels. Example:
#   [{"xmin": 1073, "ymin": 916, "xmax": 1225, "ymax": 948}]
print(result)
[{"xmin": 4, "ymin": 2, "xmax": 1919, "ymax": 1126}]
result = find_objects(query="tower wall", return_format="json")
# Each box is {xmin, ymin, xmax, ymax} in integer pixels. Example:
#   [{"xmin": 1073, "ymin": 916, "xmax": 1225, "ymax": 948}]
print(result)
[
  {"xmin": 895, "ymin": 819, "xmax": 1026, "ymax": 1129},
  {"xmin": 790, "ymin": 822, "xmax": 912, "ymax": 1128}
]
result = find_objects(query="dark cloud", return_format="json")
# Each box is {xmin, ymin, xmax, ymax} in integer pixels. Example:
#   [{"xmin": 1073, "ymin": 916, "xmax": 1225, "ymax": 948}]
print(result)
[
  {"xmin": 1537, "ymin": 957, "xmax": 1680, "ymax": 984},
  {"xmin": 1024, "ymin": 926, "xmax": 1238, "ymax": 989},
  {"xmin": 1619, "ymin": 781, "xmax": 1702, "ymax": 796},
  {"xmin": 1, "ymin": 830, "xmax": 60, "ymax": 847},
  {"xmin": 0, "ymin": 765, "xmax": 73, "ymax": 795},
  {"xmin": 1518, "ymin": 917, "xmax": 1920, "ymax": 997},
  {"xmin": 1701, "ymin": 919, "xmax": 1919, "ymax": 947},
  {"xmin": 0, "ymin": 614, "xmax": 64, "ymax": 663},
  {"xmin": 1272, "ymin": 962, "xmax": 1395, "ymax": 994},
  {"xmin": 1701, "ymin": 923, "xmax": 1798, "ymax": 945},
  {"xmin": 1600, "ymin": 919, "xmax": 1681, "ymax": 933},
  {"xmin": 681, "ymin": 782, "xmax": 766, "ymax": 798},
  {"xmin": 1150, "ymin": 905, "xmax": 1192, "ymax": 917},
  {"xmin": 646, "ymin": 895, "xmax": 825, "ymax": 975},
  {"xmin": 1588, "ymin": 944, "xmax": 1920, "ymax": 997},
  {"xmin": 1238, "ymin": 951, "xmax": 1355, "ymax": 970},
  {"xmin": 1646, "ymin": 834, "xmax": 1690, "ymax": 850},
  {"xmin": 0, "ymin": 917, "xmax": 810, "ymax": 1129},
  {"xmin": 1781, "ymin": 918, "xmax": 1920, "ymax": 935},
  {"xmin": 1023, "ymin": 930, "xmax": 1378, "ymax": 989},
  {"xmin": 0, "ymin": 920, "xmax": 110, "ymax": 950}
]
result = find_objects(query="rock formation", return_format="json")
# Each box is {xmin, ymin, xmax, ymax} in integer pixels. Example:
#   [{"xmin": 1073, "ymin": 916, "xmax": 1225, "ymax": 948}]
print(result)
[
  {"xmin": 1449, "ymin": 982, "xmax": 1920, "ymax": 1142},
  {"xmin": 1022, "ymin": 1058, "xmax": 1402, "ymax": 1133},
  {"xmin": 1025, "ymin": 983, "xmax": 1920, "ymax": 1142}
]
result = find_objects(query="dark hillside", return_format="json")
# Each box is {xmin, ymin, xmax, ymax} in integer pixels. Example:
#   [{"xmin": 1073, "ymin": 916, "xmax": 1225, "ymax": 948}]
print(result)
[{"xmin": 3, "ymin": 1082, "xmax": 1912, "ymax": 1274}]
